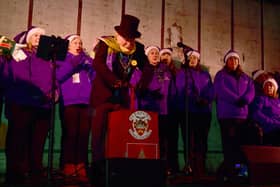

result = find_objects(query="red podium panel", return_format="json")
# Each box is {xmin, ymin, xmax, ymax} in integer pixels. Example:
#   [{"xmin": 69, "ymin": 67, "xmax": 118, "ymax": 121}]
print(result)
[{"xmin": 106, "ymin": 110, "xmax": 159, "ymax": 159}]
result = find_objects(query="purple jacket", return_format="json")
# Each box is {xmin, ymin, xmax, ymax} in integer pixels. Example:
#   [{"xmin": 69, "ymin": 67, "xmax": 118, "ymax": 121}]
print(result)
[
  {"xmin": 56, "ymin": 52, "xmax": 95, "ymax": 106},
  {"xmin": 4, "ymin": 48, "xmax": 54, "ymax": 108},
  {"xmin": 251, "ymin": 96, "xmax": 280, "ymax": 133},
  {"xmin": 214, "ymin": 68, "xmax": 255, "ymax": 119},
  {"xmin": 138, "ymin": 63, "xmax": 173, "ymax": 115},
  {"xmin": 174, "ymin": 68, "xmax": 214, "ymax": 113}
]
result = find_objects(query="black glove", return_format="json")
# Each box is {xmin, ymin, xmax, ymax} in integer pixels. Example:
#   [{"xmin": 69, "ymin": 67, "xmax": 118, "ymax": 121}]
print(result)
[
  {"xmin": 150, "ymin": 89, "xmax": 163, "ymax": 99},
  {"xmin": 196, "ymin": 97, "xmax": 208, "ymax": 106},
  {"xmin": 235, "ymin": 98, "xmax": 247, "ymax": 107}
]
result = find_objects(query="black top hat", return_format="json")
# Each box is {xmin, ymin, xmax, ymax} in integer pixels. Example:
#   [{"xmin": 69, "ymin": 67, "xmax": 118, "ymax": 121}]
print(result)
[{"xmin": 114, "ymin": 14, "xmax": 141, "ymax": 39}]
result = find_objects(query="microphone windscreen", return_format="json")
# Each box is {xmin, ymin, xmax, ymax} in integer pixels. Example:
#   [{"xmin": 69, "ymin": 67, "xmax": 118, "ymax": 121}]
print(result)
[{"xmin": 177, "ymin": 42, "xmax": 185, "ymax": 48}]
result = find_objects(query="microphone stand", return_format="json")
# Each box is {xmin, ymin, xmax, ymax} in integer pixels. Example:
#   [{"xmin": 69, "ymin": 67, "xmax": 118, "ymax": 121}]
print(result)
[
  {"xmin": 36, "ymin": 35, "xmax": 68, "ymax": 185},
  {"xmin": 184, "ymin": 58, "xmax": 192, "ymax": 176},
  {"xmin": 177, "ymin": 42, "xmax": 193, "ymax": 175},
  {"xmin": 47, "ymin": 52, "xmax": 57, "ymax": 183}
]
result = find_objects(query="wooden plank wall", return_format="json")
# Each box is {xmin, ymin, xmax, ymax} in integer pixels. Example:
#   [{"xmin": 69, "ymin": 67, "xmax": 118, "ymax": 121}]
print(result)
[{"xmin": 1, "ymin": 0, "xmax": 280, "ymax": 76}]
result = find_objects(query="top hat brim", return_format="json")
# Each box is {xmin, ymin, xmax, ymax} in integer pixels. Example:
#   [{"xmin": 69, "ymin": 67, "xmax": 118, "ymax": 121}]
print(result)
[{"xmin": 114, "ymin": 26, "xmax": 141, "ymax": 39}]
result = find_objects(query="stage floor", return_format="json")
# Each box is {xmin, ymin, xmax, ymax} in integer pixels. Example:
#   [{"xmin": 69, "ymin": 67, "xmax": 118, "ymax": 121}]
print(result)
[
  {"xmin": 0, "ymin": 151, "xmax": 279, "ymax": 187},
  {"xmin": 1, "ymin": 174, "xmax": 279, "ymax": 187}
]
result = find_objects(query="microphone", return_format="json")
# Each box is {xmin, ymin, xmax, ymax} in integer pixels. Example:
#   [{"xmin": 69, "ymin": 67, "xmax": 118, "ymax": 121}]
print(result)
[
  {"xmin": 177, "ymin": 42, "xmax": 186, "ymax": 48},
  {"xmin": 177, "ymin": 42, "xmax": 193, "ymax": 54},
  {"xmin": 177, "ymin": 42, "xmax": 193, "ymax": 50}
]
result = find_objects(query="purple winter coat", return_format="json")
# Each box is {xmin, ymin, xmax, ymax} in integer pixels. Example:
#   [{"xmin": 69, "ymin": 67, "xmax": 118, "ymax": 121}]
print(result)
[
  {"xmin": 138, "ymin": 62, "xmax": 173, "ymax": 115},
  {"xmin": 214, "ymin": 68, "xmax": 255, "ymax": 119},
  {"xmin": 251, "ymin": 96, "xmax": 280, "ymax": 133},
  {"xmin": 174, "ymin": 67, "xmax": 214, "ymax": 113},
  {"xmin": 4, "ymin": 48, "xmax": 54, "ymax": 108},
  {"xmin": 56, "ymin": 52, "xmax": 95, "ymax": 106}
]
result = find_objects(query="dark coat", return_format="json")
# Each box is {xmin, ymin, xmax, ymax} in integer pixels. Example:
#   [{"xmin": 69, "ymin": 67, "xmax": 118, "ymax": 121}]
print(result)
[{"xmin": 90, "ymin": 40, "xmax": 146, "ymax": 108}]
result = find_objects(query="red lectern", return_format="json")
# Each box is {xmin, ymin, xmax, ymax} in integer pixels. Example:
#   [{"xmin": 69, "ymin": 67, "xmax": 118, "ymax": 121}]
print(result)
[{"xmin": 105, "ymin": 109, "xmax": 159, "ymax": 159}]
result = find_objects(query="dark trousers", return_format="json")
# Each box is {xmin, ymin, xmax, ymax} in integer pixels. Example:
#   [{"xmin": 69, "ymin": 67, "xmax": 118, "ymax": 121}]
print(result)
[
  {"xmin": 5, "ymin": 103, "xmax": 50, "ymax": 177},
  {"xmin": 188, "ymin": 113, "xmax": 211, "ymax": 175},
  {"xmin": 170, "ymin": 112, "xmax": 211, "ymax": 173},
  {"xmin": 60, "ymin": 104, "xmax": 90, "ymax": 166},
  {"xmin": 158, "ymin": 115, "xmax": 168, "ymax": 160},
  {"xmin": 0, "ymin": 93, "xmax": 3, "ymax": 123},
  {"xmin": 159, "ymin": 114, "xmax": 179, "ymax": 172},
  {"xmin": 167, "ymin": 111, "xmax": 184, "ymax": 171},
  {"xmin": 218, "ymin": 118, "xmax": 248, "ymax": 177},
  {"xmin": 90, "ymin": 103, "xmax": 120, "ymax": 163},
  {"xmin": 263, "ymin": 130, "xmax": 280, "ymax": 146}
]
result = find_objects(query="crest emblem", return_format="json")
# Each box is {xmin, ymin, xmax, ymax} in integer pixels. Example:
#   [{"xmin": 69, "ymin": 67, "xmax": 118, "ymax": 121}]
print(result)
[{"xmin": 128, "ymin": 111, "xmax": 152, "ymax": 140}]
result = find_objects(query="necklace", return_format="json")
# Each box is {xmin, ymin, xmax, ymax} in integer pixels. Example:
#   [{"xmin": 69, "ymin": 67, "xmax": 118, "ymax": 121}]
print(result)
[{"xmin": 119, "ymin": 52, "xmax": 134, "ymax": 73}]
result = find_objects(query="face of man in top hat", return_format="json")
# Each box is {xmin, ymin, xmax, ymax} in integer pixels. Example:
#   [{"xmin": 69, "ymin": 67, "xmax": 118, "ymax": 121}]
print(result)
[
  {"xmin": 115, "ymin": 32, "xmax": 135, "ymax": 53},
  {"xmin": 114, "ymin": 14, "xmax": 141, "ymax": 53}
]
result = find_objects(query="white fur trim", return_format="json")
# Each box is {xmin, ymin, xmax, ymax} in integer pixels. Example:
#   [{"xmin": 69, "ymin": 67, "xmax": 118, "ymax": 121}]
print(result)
[
  {"xmin": 187, "ymin": 50, "xmax": 200, "ymax": 59},
  {"xmin": 159, "ymin": 48, "xmax": 172, "ymax": 56},
  {"xmin": 224, "ymin": 51, "xmax": 240, "ymax": 63},
  {"xmin": 252, "ymin": 70, "xmax": 265, "ymax": 80},
  {"xmin": 67, "ymin": 35, "xmax": 80, "ymax": 42},
  {"xmin": 263, "ymin": 78, "xmax": 278, "ymax": 91},
  {"xmin": 145, "ymin": 45, "xmax": 159, "ymax": 56},
  {"xmin": 26, "ymin": 28, "xmax": 45, "ymax": 43}
]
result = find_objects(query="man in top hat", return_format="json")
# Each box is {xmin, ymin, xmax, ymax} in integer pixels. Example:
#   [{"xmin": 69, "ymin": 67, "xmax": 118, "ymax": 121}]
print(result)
[{"xmin": 89, "ymin": 14, "xmax": 147, "ymax": 183}]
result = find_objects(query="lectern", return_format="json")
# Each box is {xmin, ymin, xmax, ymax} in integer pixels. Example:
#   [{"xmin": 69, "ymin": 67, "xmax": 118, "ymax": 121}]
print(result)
[{"xmin": 105, "ymin": 109, "xmax": 165, "ymax": 187}]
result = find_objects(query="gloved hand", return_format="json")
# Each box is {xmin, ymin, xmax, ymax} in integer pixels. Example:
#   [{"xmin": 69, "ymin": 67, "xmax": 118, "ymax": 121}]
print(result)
[
  {"xmin": 196, "ymin": 97, "xmax": 208, "ymax": 106},
  {"xmin": 235, "ymin": 98, "xmax": 247, "ymax": 107},
  {"xmin": 150, "ymin": 89, "xmax": 163, "ymax": 99}
]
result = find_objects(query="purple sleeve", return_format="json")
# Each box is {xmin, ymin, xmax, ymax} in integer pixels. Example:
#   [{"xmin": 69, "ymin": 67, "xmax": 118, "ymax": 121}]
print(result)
[{"xmin": 252, "ymin": 96, "xmax": 280, "ymax": 132}]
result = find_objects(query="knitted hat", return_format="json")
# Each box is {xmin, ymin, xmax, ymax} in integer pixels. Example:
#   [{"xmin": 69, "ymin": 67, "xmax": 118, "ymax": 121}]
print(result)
[
  {"xmin": 263, "ymin": 78, "xmax": 278, "ymax": 91},
  {"xmin": 252, "ymin": 69, "xmax": 265, "ymax": 80},
  {"xmin": 65, "ymin": 34, "xmax": 80, "ymax": 43},
  {"xmin": 224, "ymin": 50, "xmax": 240, "ymax": 63},
  {"xmin": 25, "ymin": 26, "xmax": 45, "ymax": 44},
  {"xmin": 187, "ymin": 50, "xmax": 200, "ymax": 59},
  {"xmin": 159, "ymin": 48, "xmax": 172, "ymax": 56},
  {"xmin": 114, "ymin": 14, "xmax": 141, "ymax": 39},
  {"xmin": 145, "ymin": 45, "xmax": 160, "ymax": 56},
  {"xmin": 13, "ymin": 26, "xmax": 45, "ymax": 44},
  {"xmin": 13, "ymin": 31, "xmax": 27, "ymax": 44}
]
